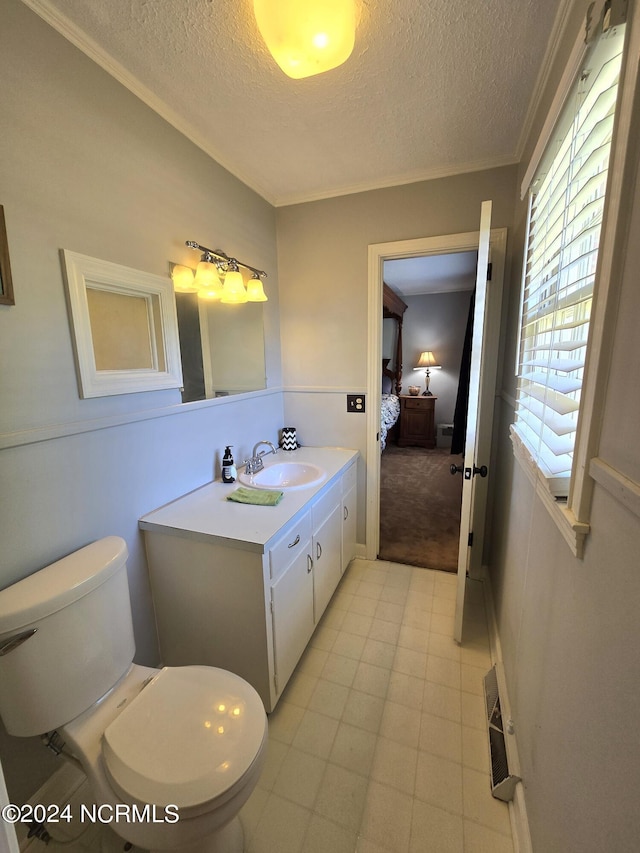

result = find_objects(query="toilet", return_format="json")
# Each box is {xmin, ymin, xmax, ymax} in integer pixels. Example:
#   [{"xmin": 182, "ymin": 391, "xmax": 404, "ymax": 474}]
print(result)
[{"xmin": 0, "ymin": 536, "xmax": 268, "ymax": 853}]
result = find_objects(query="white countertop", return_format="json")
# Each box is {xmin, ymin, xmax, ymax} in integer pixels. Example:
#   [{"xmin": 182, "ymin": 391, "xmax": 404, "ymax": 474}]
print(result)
[{"xmin": 139, "ymin": 446, "xmax": 358, "ymax": 553}]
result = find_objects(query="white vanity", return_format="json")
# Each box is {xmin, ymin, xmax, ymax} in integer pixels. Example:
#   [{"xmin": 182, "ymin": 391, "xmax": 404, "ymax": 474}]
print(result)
[{"xmin": 139, "ymin": 446, "xmax": 358, "ymax": 712}]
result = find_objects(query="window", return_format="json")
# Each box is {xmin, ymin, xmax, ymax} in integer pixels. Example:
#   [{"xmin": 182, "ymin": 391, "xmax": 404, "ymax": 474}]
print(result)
[{"xmin": 513, "ymin": 10, "xmax": 626, "ymax": 499}]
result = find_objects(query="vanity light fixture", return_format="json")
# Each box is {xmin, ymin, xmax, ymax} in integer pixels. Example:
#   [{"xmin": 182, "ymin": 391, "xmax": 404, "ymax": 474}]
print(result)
[
  {"xmin": 171, "ymin": 264, "xmax": 198, "ymax": 293},
  {"xmin": 194, "ymin": 253, "xmax": 222, "ymax": 295},
  {"xmin": 253, "ymin": 0, "xmax": 357, "ymax": 79},
  {"xmin": 221, "ymin": 261, "xmax": 248, "ymax": 304},
  {"xmin": 185, "ymin": 241, "xmax": 268, "ymax": 303},
  {"xmin": 414, "ymin": 351, "xmax": 441, "ymax": 396},
  {"xmin": 198, "ymin": 281, "xmax": 224, "ymax": 301},
  {"xmin": 246, "ymin": 273, "xmax": 268, "ymax": 302}
]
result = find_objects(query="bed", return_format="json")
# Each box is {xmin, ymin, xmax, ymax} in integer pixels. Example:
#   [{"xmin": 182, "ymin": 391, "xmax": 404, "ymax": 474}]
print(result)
[
  {"xmin": 380, "ymin": 284, "xmax": 407, "ymax": 451},
  {"xmin": 380, "ymin": 384, "xmax": 401, "ymax": 451}
]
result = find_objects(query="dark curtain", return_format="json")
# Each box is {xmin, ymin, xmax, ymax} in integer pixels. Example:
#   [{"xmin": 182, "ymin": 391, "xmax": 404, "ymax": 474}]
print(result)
[{"xmin": 451, "ymin": 288, "xmax": 475, "ymax": 455}]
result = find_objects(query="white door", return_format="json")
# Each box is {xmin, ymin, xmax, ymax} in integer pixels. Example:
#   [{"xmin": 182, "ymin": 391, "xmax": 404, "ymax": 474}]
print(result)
[{"xmin": 453, "ymin": 200, "xmax": 495, "ymax": 642}]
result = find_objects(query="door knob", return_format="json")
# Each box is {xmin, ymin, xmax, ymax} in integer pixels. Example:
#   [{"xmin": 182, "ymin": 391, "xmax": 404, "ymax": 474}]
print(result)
[{"xmin": 450, "ymin": 463, "xmax": 487, "ymax": 477}]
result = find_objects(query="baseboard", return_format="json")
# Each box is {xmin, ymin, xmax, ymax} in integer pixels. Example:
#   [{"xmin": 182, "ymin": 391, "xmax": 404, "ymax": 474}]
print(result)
[{"xmin": 482, "ymin": 572, "xmax": 533, "ymax": 853}]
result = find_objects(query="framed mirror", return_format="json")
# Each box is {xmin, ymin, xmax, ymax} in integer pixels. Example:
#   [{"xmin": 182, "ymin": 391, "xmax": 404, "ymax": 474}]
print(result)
[
  {"xmin": 0, "ymin": 205, "xmax": 15, "ymax": 306},
  {"xmin": 175, "ymin": 292, "xmax": 266, "ymax": 404},
  {"xmin": 61, "ymin": 250, "xmax": 183, "ymax": 398}
]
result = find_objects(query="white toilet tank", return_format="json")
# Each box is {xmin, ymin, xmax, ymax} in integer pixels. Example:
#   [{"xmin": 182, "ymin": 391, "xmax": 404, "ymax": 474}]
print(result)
[{"xmin": 0, "ymin": 536, "xmax": 135, "ymax": 737}]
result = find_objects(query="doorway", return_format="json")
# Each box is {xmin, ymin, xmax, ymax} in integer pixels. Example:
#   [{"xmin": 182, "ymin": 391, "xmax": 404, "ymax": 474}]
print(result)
[
  {"xmin": 378, "ymin": 251, "xmax": 477, "ymax": 572},
  {"xmin": 365, "ymin": 227, "xmax": 507, "ymax": 567}
]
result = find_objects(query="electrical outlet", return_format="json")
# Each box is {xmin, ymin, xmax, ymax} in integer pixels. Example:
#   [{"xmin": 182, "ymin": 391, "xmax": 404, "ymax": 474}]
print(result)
[{"xmin": 347, "ymin": 394, "xmax": 365, "ymax": 413}]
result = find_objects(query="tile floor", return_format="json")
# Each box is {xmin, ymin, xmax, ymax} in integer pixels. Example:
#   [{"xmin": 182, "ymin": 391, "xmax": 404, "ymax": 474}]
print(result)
[
  {"xmin": 239, "ymin": 558, "xmax": 514, "ymax": 853},
  {"xmin": 21, "ymin": 558, "xmax": 514, "ymax": 853}
]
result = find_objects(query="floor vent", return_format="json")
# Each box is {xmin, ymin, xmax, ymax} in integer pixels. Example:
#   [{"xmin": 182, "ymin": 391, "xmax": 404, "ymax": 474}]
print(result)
[{"xmin": 484, "ymin": 665, "xmax": 521, "ymax": 802}]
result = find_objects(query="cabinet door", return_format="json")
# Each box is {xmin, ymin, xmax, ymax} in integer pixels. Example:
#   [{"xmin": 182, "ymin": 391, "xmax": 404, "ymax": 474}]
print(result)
[
  {"xmin": 270, "ymin": 543, "xmax": 314, "ymax": 696},
  {"xmin": 342, "ymin": 483, "xmax": 357, "ymax": 572},
  {"xmin": 313, "ymin": 503, "xmax": 342, "ymax": 622}
]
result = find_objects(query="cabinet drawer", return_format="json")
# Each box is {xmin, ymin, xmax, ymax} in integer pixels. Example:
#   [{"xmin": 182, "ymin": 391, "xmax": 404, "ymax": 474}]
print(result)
[
  {"xmin": 312, "ymin": 479, "xmax": 342, "ymax": 528},
  {"xmin": 404, "ymin": 396, "xmax": 430, "ymax": 409},
  {"xmin": 269, "ymin": 511, "xmax": 312, "ymax": 581},
  {"xmin": 342, "ymin": 461, "xmax": 357, "ymax": 495}
]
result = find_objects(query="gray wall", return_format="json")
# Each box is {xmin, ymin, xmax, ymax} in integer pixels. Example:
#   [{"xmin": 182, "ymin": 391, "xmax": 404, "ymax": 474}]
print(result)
[
  {"xmin": 487, "ymin": 1, "xmax": 640, "ymax": 850},
  {"xmin": 277, "ymin": 165, "xmax": 518, "ymax": 544},
  {"xmin": 0, "ymin": 0, "xmax": 284, "ymax": 802},
  {"xmin": 401, "ymin": 290, "xmax": 474, "ymax": 425}
]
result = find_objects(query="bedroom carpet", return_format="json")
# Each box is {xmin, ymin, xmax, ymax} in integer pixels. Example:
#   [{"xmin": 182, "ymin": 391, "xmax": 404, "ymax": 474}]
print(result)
[{"xmin": 379, "ymin": 445, "xmax": 463, "ymax": 572}]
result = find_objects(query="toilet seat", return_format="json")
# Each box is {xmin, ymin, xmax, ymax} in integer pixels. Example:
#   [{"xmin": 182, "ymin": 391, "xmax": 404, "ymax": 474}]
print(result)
[{"xmin": 102, "ymin": 666, "xmax": 267, "ymax": 811}]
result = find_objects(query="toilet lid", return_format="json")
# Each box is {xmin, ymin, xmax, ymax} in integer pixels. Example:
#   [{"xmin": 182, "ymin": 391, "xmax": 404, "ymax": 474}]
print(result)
[{"xmin": 102, "ymin": 666, "xmax": 266, "ymax": 810}]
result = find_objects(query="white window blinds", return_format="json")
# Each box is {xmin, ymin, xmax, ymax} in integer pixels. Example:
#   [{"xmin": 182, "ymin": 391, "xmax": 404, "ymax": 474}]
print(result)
[{"xmin": 513, "ymin": 20, "xmax": 625, "ymax": 497}]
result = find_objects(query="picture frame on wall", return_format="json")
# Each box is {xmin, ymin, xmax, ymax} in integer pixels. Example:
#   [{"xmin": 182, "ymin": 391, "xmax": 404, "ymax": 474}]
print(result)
[{"xmin": 0, "ymin": 205, "xmax": 15, "ymax": 306}]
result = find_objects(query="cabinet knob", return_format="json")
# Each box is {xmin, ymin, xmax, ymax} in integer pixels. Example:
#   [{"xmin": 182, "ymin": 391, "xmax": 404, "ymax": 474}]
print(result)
[
  {"xmin": 307, "ymin": 555, "xmax": 313, "ymax": 573},
  {"xmin": 288, "ymin": 534, "xmax": 301, "ymax": 549},
  {"xmin": 344, "ymin": 506, "xmax": 349, "ymax": 521},
  {"xmin": 316, "ymin": 541, "xmax": 322, "ymax": 560}
]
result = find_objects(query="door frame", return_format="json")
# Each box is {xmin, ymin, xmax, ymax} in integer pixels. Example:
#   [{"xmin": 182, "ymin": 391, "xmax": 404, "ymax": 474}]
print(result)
[{"xmin": 365, "ymin": 227, "xmax": 508, "ymax": 561}]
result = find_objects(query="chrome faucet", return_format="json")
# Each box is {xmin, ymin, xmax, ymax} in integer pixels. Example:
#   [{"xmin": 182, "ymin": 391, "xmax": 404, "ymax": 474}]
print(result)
[{"xmin": 245, "ymin": 440, "xmax": 278, "ymax": 474}]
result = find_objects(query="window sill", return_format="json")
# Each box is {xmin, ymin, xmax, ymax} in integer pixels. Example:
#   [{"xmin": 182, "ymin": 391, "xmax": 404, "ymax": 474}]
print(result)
[{"xmin": 509, "ymin": 426, "xmax": 590, "ymax": 558}]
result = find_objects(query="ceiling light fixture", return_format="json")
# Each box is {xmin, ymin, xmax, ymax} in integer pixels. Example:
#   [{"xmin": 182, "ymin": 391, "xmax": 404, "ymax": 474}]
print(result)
[
  {"xmin": 185, "ymin": 241, "xmax": 268, "ymax": 303},
  {"xmin": 253, "ymin": 0, "xmax": 356, "ymax": 79}
]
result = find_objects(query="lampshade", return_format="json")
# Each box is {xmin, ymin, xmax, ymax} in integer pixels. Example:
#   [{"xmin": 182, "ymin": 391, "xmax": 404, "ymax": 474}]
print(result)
[
  {"xmin": 254, "ymin": 0, "xmax": 356, "ymax": 79},
  {"xmin": 414, "ymin": 351, "xmax": 441, "ymax": 395},
  {"xmin": 198, "ymin": 283, "xmax": 223, "ymax": 301},
  {"xmin": 246, "ymin": 274, "xmax": 268, "ymax": 302},
  {"xmin": 194, "ymin": 258, "xmax": 220, "ymax": 292},
  {"xmin": 171, "ymin": 264, "xmax": 198, "ymax": 293},
  {"xmin": 414, "ymin": 351, "xmax": 440, "ymax": 370},
  {"xmin": 221, "ymin": 268, "xmax": 248, "ymax": 304}
]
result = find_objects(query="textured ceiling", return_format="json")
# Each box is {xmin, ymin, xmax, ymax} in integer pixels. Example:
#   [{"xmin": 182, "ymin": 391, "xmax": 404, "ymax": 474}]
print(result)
[
  {"xmin": 384, "ymin": 252, "xmax": 478, "ymax": 297},
  {"xmin": 23, "ymin": 0, "xmax": 566, "ymax": 206}
]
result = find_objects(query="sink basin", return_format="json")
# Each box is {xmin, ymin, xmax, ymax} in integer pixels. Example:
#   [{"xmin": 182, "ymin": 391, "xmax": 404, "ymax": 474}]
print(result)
[{"xmin": 239, "ymin": 461, "xmax": 326, "ymax": 491}]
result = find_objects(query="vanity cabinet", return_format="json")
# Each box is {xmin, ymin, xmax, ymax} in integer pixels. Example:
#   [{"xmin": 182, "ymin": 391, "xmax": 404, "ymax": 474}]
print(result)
[
  {"xmin": 311, "ymin": 479, "xmax": 343, "ymax": 622},
  {"xmin": 139, "ymin": 448, "xmax": 358, "ymax": 712},
  {"xmin": 270, "ymin": 524, "xmax": 314, "ymax": 696},
  {"xmin": 270, "ymin": 481, "xmax": 342, "ymax": 695},
  {"xmin": 341, "ymin": 462, "xmax": 357, "ymax": 571}
]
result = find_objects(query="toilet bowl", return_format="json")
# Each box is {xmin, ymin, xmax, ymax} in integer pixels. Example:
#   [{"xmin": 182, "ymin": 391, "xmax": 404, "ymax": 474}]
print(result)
[{"xmin": 0, "ymin": 537, "xmax": 267, "ymax": 853}]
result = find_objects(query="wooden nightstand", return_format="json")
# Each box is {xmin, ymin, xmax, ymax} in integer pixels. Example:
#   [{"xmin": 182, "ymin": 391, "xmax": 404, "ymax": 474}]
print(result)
[{"xmin": 398, "ymin": 395, "xmax": 437, "ymax": 448}]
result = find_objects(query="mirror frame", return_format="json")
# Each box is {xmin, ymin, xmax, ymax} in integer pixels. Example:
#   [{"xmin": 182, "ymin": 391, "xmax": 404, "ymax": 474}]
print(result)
[
  {"xmin": 0, "ymin": 205, "xmax": 15, "ymax": 306},
  {"xmin": 61, "ymin": 250, "xmax": 183, "ymax": 398}
]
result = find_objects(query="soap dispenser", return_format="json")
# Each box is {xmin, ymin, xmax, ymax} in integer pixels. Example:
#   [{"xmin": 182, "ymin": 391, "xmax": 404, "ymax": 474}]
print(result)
[{"xmin": 222, "ymin": 446, "xmax": 237, "ymax": 483}]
